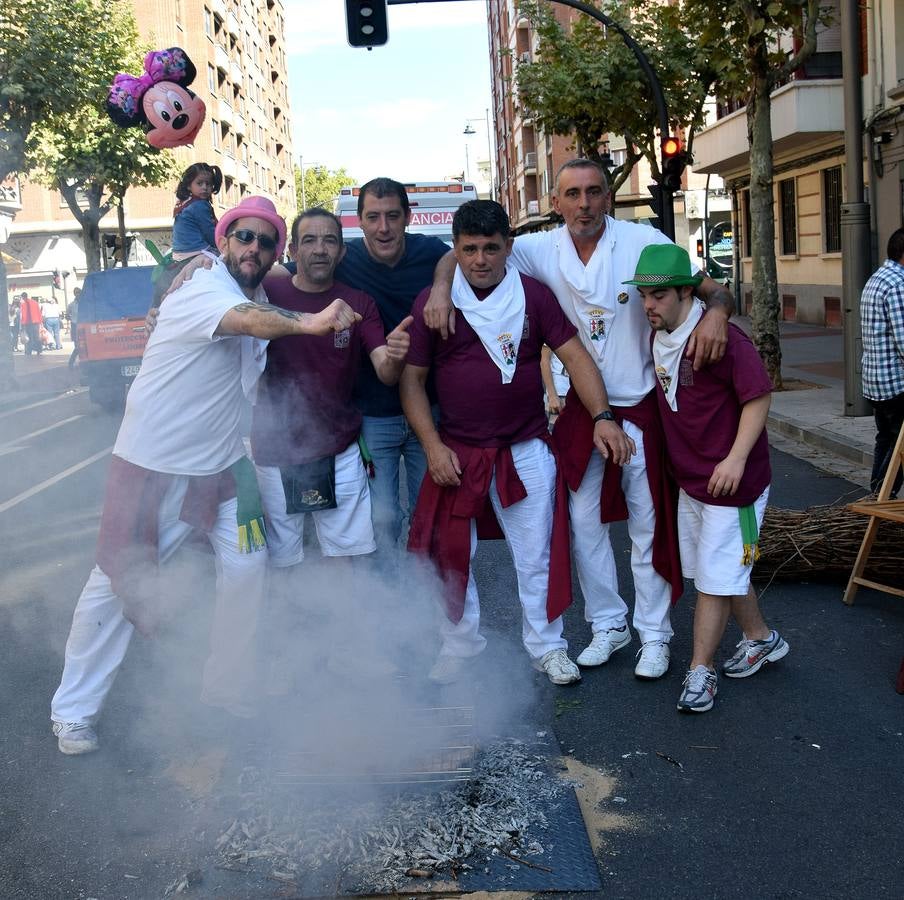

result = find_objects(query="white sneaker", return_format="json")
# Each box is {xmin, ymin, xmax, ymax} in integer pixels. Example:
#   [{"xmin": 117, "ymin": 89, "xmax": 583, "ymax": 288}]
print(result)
[
  {"xmin": 428, "ymin": 654, "xmax": 467, "ymax": 685},
  {"xmin": 634, "ymin": 641, "xmax": 670, "ymax": 680},
  {"xmin": 52, "ymin": 721, "xmax": 99, "ymax": 755},
  {"xmin": 532, "ymin": 649, "xmax": 581, "ymax": 685},
  {"xmin": 576, "ymin": 627, "xmax": 632, "ymax": 666}
]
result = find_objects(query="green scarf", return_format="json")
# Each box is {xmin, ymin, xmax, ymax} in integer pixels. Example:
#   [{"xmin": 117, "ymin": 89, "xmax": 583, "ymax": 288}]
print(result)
[
  {"xmin": 231, "ymin": 457, "xmax": 267, "ymax": 553},
  {"xmin": 739, "ymin": 504, "xmax": 760, "ymax": 566}
]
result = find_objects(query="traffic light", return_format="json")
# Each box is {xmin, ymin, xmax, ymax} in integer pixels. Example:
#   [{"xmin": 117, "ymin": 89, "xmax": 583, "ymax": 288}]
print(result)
[
  {"xmin": 661, "ymin": 136, "xmax": 688, "ymax": 192},
  {"xmin": 647, "ymin": 183, "xmax": 663, "ymax": 230},
  {"xmin": 696, "ymin": 239, "xmax": 705, "ymax": 258},
  {"xmin": 346, "ymin": 0, "xmax": 388, "ymax": 48}
]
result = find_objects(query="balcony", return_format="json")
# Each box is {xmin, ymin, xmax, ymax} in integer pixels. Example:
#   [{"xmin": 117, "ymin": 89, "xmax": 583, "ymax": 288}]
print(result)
[
  {"xmin": 220, "ymin": 155, "xmax": 237, "ymax": 179},
  {"xmin": 212, "ymin": 0, "xmax": 227, "ymax": 20},
  {"xmin": 227, "ymin": 11, "xmax": 240, "ymax": 38},
  {"xmin": 233, "ymin": 113, "xmax": 246, "ymax": 136},
  {"xmin": 524, "ymin": 151, "xmax": 537, "ymax": 173},
  {"xmin": 214, "ymin": 43, "xmax": 229, "ymax": 73},
  {"xmin": 230, "ymin": 59, "xmax": 243, "ymax": 85},
  {"xmin": 218, "ymin": 98, "xmax": 233, "ymax": 127},
  {"xmin": 237, "ymin": 162, "xmax": 250, "ymax": 185},
  {"xmin": 693, "ymin": 79, "xmax": 843, "ymax": 174}
]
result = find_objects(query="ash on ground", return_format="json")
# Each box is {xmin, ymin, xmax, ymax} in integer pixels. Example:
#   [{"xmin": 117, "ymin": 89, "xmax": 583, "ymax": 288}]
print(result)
[{"xmin": 213, "ymin": 739, "xmax": 566, "ymax": 894}]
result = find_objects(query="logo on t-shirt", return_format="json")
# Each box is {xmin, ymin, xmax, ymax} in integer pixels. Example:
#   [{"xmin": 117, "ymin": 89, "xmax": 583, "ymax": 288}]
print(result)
[
  {"xmin": 588, "ymin": 309, "xmax": 605, "ymax": 341},
  {"xmin": 497, "ymin": 332, "xmax": 516, "ymax": 365},
  {"xmin": 617, "ymin": 291, "xmax": 630, "ymax": 304},
  {"xmin": 334, "ymin": 329, "xmax": 350, "ymax": 349},
  {"xmin": 655, "ymin": 364, "xmax": 672, "ymax": 394}
]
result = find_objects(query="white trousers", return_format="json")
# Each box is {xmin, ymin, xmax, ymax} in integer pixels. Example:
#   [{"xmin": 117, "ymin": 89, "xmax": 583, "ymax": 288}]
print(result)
[
  {"xmin": 569, "ymin": 419, "xmax": 673, "ymax": 644},
  {"xmin": 256, "ymin": 441, "xmax": 376, "ymax": 566},
  {"xmin": 51, "ymin": 477, "xmax": 267, "ymax": 725},
  {"xmin": 440, "ymin": 438, "xmax": 568, "ymax": 661}
]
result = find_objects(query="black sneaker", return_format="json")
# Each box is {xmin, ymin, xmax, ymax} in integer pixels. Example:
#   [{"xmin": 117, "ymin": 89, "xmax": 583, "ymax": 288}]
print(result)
[
  {"xmin": 722, "ymin": 630, "xmax": 789, "ymax": 679},
  {"xmin": 677, "ymin": 666, "xmax": 718, "ymax": 713}
]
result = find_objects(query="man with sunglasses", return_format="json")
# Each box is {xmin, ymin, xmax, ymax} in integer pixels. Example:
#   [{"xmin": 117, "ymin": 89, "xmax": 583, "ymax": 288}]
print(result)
[{"xmin": 50, "ymin": 197, "xmax": 362, "ymax": 756}]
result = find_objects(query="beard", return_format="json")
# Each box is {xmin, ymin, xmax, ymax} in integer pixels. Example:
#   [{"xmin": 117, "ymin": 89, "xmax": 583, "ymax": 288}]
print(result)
[{"xmin": 224, "ymin": 250, "xmax": 271, "ymax": 291}]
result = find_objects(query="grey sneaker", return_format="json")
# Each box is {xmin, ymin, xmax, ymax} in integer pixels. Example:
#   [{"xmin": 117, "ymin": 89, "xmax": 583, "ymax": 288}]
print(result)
[
  {"xmin": 52, "ymin": 721, "xmax": 99, "ymax": 755},
  {"xmin": 722, "ymin": 630, "xmax": 789, "ymax": 679},
  {"xmin": 634, "ymin": 641, "xmax": 670, "ymax": 680},
  {"xmin": 677, "ymin": 666, "xmax": 718, "ymax": 713},
  {"xmin": 576, "ymin": 626, "xmax": 631, "ymax": 666},
  {"xmin": 532, "ymin": 649, "xmax": 581, "ymax": 685}
]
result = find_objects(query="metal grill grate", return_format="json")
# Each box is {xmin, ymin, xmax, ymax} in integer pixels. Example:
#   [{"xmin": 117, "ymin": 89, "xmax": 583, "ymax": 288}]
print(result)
[{"xmin": 272, "ymin": 706, "xmax": 476, "ymax": 786}]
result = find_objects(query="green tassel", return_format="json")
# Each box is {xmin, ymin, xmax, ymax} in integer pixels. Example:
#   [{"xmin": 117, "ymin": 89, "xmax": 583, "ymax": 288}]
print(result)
[
  {"xmin": 739, "ymin": 504, "xmax": 760, "ymax": 566},
  {"xmin": 231, "ymin": 457, "xmax": 267, "ymax": 553},
  {"xmin": 357, "ymin": 434, "xmax": 375, "ymax": 479}
]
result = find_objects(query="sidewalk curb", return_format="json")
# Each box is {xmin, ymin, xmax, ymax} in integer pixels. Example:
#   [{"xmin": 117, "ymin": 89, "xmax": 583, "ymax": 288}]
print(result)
[{"xmin": 768, "ymin": 409, "xmax": 873, "ymax": 467}]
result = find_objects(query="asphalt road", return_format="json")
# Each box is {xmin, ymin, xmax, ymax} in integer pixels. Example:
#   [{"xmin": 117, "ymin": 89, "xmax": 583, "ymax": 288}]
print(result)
[{"xmin": 0, "ymin": 381, "xmax": 902, "ymax": 899}]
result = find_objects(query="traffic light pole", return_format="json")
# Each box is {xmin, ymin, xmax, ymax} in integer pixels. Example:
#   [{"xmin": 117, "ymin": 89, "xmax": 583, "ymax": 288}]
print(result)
[{"xmin": 387, "ymin": 0, "xmax": 675, "ymax": 239}]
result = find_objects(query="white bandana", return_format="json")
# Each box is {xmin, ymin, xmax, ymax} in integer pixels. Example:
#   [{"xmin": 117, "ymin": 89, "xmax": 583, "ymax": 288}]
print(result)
[
  {"xmin": 652, "ymin": 299, "xmax": 705, "ymax": 411},
  {"xmin": 451, "ymin": 264, "xmax": 526, "ymax": 384},
  {"xmin": 556, "ymin": 217, "xmax": 617, "ymax": 363}
]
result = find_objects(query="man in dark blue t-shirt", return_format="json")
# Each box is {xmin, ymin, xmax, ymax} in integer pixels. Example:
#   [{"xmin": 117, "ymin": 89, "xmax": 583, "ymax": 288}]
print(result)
[{"xmin": 286, "ymin": 178, "xmax": 450, "ymax": 554}]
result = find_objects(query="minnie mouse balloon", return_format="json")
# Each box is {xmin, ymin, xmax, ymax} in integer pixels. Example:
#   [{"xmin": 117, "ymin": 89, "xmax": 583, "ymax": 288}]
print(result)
[{"xmin": 107, "ymin": 48, "xmax": 206, "ymax": 149}]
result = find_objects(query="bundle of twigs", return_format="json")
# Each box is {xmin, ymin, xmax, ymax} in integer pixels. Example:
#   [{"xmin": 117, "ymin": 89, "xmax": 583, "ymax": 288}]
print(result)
[{"xmin": 754, "ymin": 500, "xmax": 904, "ymax": 584}]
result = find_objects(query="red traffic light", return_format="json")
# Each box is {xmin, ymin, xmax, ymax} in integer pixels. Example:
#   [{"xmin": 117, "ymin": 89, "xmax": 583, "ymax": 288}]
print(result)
[{"xmin": 662, "ymin": 137, "xmax": 681, "ymax": 157}]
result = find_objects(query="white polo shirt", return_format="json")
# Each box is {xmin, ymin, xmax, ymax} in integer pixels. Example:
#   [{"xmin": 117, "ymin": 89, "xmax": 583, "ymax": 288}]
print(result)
[{"xmin": 510, "ymin": 217, "xmax": 673, "ymax": 408}]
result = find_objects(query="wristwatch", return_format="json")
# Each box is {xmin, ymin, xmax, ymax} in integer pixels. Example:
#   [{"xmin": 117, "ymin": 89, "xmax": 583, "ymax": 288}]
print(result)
[{"xmin": 592, "ymin": 410, "xmax": 615, "ymax": 423}]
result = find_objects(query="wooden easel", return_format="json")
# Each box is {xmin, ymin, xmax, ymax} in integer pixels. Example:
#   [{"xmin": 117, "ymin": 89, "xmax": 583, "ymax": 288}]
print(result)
[{"xmin": 843, "ymin": 419, "xmax": 904, "ymax": 604}]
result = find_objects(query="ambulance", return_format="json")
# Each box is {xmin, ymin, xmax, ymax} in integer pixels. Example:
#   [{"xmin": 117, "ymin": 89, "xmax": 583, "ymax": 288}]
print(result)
[{"xmin": 334, "ymin": 181, "xmax": 479, "ymax": 246}]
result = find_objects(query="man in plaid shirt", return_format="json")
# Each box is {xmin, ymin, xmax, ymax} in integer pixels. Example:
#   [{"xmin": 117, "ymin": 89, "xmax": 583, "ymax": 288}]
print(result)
[{"xmin": 861, "ymin": 228, "xmax": 904, "ymax": 497}]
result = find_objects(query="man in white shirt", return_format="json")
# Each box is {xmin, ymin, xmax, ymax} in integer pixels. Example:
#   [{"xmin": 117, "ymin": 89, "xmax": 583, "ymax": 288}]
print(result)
[
  {"xmin": 50, "ymin": 196, "xmax": 362, "ymax": 755},
  {"xmin": 426, "ymin": 160, "xmax": 732, "ymax": 683}
]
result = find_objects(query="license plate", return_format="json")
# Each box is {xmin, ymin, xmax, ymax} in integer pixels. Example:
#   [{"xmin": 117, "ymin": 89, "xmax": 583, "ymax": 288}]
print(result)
[{"xmin": 121, "ymin": 364, "xmax": 140, "ymax": 376}]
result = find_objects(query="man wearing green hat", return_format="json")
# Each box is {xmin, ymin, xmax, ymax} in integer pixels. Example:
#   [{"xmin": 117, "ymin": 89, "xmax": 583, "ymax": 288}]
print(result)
[{"xmin": 630, "ymin": 243, "xmax": 789, "ymax": 712}]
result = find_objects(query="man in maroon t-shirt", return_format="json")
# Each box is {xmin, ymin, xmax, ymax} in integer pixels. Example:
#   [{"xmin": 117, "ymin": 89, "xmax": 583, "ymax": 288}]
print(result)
[
  {"xmin": 251, "ymin": 208, "xmax": 412, "ymax": 572},
  {"xmin": 401, "ymin": 200, "xmax": 633, "ymax": 686}
]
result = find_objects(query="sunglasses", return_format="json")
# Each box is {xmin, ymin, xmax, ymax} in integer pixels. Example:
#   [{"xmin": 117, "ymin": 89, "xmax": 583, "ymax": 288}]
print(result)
[{"xmin": 227, "ymin": 228, "xmax": 278, "ymax": 251}]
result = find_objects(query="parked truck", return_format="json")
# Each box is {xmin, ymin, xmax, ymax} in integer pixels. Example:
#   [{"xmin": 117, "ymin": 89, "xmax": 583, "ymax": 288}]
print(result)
[{"xmin": 75, "ymin": 266, "xmax": 155, "ymax": 411}]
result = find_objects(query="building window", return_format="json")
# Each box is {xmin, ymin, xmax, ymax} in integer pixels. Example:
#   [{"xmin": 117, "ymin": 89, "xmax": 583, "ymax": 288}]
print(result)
[
  {"xmin": 210, "ymin": 119, "xmax": 220, "ymax": 149},
  {"xmin": 779, "ymin": 178, "xmax": 797, "ymax": 255},
  {"xmin": 204, "ymin": 7, "xmax": 213, "ymax": 38},
  {"xmin": 823, "ymin": 165, "xmax": 842, "ymax": 253},
  {"xmin": 741, "ymin": 189, "xmax": 752, "ymax": 257},
  {"xmin": 207, "ymin": 64, "xmax": 217, "ymax": 96}
]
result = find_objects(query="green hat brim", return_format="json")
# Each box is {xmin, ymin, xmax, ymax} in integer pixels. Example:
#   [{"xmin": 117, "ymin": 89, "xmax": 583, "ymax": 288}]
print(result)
[{"xmin": 623, "ymin": 273, "xmax": 704, "ymax": 288}]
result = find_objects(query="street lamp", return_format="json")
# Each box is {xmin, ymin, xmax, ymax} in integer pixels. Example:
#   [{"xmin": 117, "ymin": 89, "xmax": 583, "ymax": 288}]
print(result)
[{"xmin": 463, "ymin": 109, "xmax": 495, "ymax": 200}]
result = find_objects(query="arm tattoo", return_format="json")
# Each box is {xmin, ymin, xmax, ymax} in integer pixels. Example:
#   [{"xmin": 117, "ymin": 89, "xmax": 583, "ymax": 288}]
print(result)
[{"xmin": 231, "ymin": 301, "xmax": 308, "ymax": 322}]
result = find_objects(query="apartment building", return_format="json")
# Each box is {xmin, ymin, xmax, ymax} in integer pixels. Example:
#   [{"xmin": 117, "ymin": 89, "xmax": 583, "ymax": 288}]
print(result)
[
  {"xmin": 690, "ymin": 0, "xmax": 902, "ymax": 327},
  {"xmin": 3, "ymin": 0, "xmax": 294, "ymax": 304},
  {"xmin": 486, "ymin": 0, "xmax": 731, "ymax": 268}
]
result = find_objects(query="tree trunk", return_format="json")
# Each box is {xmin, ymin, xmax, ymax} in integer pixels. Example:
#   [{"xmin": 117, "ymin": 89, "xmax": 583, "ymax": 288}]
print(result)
[
  {"xmin": 746, "ymin": 69, "xmax": 783, "ymax": 390},
  {"xmin": 117, "ymin": 202, "xmax": 128, "ymax": 268}
]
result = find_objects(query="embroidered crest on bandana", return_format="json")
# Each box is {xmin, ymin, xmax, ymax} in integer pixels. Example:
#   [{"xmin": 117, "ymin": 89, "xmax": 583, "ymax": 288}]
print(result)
[
  {"xmin": 655, "ymin": 364, "xmax": 672, "ymax": 395},
  {"xmin": 588, "ymin": 308, "xmax": 606, "ymax": 341},
  {"xmin": 497, "ymin": 332, "xmax": 517, "ymax": 366},
  {"xmin": 617, "ymin": 291, "xmax": 630, "ymax": 305},
  {"xmin": 334, "ymin": 329, "xmax": 350, "ymax": 349}
]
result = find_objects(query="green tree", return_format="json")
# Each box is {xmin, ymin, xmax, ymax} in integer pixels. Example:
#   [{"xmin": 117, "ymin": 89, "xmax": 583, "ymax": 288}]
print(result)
[
  {"xmin": 0, "ymin": 0, "xmax": 140, "ymax": 385},
  {"xmin": 29, "ymin": 105, "xmax": 176, "ymax": 273},
  {"xmin": 296, "ymin": 164, "xmax": 356, "ymax": 212},
  {"xmin": 515, "ymin": 0, "xmax": 713, "ymax": 194},
  {"xmin": 686, "ymin": 0, "xmax": 825, "ymax": 387}
]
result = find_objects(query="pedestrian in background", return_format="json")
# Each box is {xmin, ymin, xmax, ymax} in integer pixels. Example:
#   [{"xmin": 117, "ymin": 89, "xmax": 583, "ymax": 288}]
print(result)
[
  {"xmin": 18, "ymin": 291, "xmax": 43, "ymax": 356},
  {"xmin": 68, "ymin": 287, "xmax": 82, "ymax": 369},
  {"xmin": 860, "ymin": 227, "xmax": 904, "ymax": 498},
  {"xmin": 9, "ymin": 297, "xmax": 20, "ymax": 351},
  {"xmin": 41, "ymin": 296, "xmax": 63, "ymax": 349}
]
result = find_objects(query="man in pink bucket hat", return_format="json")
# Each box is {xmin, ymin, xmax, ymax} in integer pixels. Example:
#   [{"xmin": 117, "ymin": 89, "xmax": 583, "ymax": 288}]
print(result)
[{"xmin": 50, "ymin": 196, "xmax": 362, "ymax": 755}]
